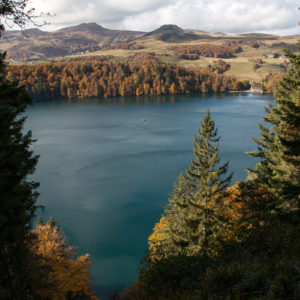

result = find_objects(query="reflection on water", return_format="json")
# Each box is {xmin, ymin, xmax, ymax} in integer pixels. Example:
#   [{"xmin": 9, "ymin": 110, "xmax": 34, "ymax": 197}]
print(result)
[
  {"xmin": 26, "ymin": 93, "xmax": 273, "ymax": 299},
  {"xmin": 54, "ymin": 92, "xmax": 243, "ymax": 106}
]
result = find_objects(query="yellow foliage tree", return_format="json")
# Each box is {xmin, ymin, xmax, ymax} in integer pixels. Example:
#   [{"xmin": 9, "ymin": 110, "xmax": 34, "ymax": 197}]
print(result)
[
  {"xmin": 148, "ymin": 215, "xmax": 171, "ymax": 260},
  {"xmin": 30, "ymin": 220, "xmax": 99, "ymax": 300}
]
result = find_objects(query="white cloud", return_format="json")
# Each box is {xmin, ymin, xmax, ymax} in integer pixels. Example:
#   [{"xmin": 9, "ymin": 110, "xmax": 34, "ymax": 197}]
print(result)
[{"xmin": 25, "ymin": 0, "xmax": 300, "ymax": 34}]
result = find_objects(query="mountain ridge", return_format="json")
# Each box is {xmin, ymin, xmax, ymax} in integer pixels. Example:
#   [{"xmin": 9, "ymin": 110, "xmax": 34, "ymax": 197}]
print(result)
[
  {"xmin": 0, "ymin": 22, "xmax": 287, "ymax": 61},
  {"xmin": 0, "ymin": 22, "xmax": 144, "ymax": 60}
]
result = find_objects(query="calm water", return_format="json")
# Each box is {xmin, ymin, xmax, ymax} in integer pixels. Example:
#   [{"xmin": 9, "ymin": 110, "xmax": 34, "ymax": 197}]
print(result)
[{"xmin": 26, "ymin": 93, "xmax": 273, "ymax": 298}]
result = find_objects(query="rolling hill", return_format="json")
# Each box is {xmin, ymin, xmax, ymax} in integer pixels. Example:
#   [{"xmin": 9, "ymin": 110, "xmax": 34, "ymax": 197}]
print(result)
[
  {"xmin": 0, "ymin": 22, "xmax": 298, "ymax": 84},
  {"xmin": 0, "ymin": 22, "xmax": 144, "ymax": 60}
]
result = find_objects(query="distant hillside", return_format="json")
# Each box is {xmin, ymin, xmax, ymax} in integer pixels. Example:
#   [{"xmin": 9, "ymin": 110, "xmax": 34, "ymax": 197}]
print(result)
[
  {"xmin": 0, "ymin": 22, "xmax": 144, "ymax": 60},
  {"xmin": 240, "ymin": 33, "xmax": 278, "ymax": 40},
  {"xmin": 0, "ymin": 22, "xmax": 297, "ymax": 75},
  {"xmin": 145, "ymin": 24, "xmax": 202, "ymax": 42}
]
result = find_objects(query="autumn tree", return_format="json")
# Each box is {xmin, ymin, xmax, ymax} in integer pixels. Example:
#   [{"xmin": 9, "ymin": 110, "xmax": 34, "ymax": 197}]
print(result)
[
  {"xmin": 29, "ymin": 218, "xmax": 99, "ymax": 300},
  {"xmin": 6, "ymin": 59, "xmax": 249, "ymax": 100}
]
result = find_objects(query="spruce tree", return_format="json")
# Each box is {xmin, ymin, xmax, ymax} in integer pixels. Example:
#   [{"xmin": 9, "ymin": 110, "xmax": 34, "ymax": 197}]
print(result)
[
  {"xmin": 248, "ymin": 48, "xmax": 300, "ymax": 213},
  {"xmin": 166, "ymin": 108, "xmax": 232, "ymax": 257},
  {"xmin": 0, "ymin": 2, "xmax": 42, "ymax": 298},
  {"xmin": 0, "ymin": 52, "xmax": 39, "ymax": 298}
]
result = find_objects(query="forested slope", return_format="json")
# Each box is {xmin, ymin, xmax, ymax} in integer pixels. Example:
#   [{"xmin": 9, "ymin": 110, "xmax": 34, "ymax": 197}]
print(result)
[{"xmin": 6, "ymin": 58, "xmax": 250, "ymax": 100}]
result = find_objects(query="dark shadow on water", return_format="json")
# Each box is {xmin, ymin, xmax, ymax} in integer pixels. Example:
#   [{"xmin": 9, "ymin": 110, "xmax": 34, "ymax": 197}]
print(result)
[
  {"xmin": 94, "ymin": 284, "xmax": 124, "ymax": 300},
  {"xmin": 32, "ymin": 92, "xmax": 251, "ymax": 107}
]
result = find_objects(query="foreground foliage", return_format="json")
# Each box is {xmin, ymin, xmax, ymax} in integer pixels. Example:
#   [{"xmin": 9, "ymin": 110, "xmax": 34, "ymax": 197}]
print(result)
[
  {"xmin": 152, "ymin": 109, "xmax": 232, "ymax": 259},
  {"xmin": 29, "ymin": 219, "xmax": 99, "ymax": 300},
  {"xmin": 0, "ymin": 51, "xmax": 39, "ymax": 299}
]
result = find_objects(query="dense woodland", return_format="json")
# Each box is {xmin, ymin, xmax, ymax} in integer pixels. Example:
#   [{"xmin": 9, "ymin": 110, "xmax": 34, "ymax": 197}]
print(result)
[
  {"xmin": 6, "ymin": 58, "xmax": 250, "ymax": 100},
  {"xmin": 172, "ymin": 42, "xmax": 243, "ymax": 60}
]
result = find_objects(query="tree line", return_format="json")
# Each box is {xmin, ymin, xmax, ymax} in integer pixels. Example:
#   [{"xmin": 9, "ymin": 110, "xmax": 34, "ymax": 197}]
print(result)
[{"xmin": 5, "ymin": 58, "xmax": 250, "ymax": 101}]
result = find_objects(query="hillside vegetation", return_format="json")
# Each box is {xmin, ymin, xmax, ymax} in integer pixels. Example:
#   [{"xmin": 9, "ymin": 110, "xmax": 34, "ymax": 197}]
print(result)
[
  {"xmin": 6, "ymin": 57, "xmax": 250, "ymax": 101},
  {"xmin": 0, "ymin": 23, "xmax": 298, "ymax": 87}
]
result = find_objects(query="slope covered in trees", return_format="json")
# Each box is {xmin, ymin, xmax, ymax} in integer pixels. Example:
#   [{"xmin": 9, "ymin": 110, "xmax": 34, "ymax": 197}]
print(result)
[
  {"xmin": 119, "ymin": 47, "xmax": 300, "ymax": 300},
  {"xmin": 5, "ymin": 58, "xmax": 250, "ymax": 100}
]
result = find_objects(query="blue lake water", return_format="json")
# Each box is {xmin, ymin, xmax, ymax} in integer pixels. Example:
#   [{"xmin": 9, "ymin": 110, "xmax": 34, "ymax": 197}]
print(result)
[{"xmin": 25, "ymin": 93, "xmax": 273, "ymax": 298}]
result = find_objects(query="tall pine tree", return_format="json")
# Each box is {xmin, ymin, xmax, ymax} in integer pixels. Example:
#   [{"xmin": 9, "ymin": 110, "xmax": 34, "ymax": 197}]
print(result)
[
  {"xmin": 0, "ymin": 52, "xmax": 39, "ymax": 299},
  {"xmin": 248, "ymin": 48, "xmax": 300, "ymax": 214},
  {"xmin": 0, "ymin": 2, "xmax": 41, "ymax": 295},
  {"xmin": 165, "ymin": 108, "xmax": 232, "ymax": 257}
]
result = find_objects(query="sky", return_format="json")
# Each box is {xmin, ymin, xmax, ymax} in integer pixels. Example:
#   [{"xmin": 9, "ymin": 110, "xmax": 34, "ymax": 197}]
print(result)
[{"xmin": 22, "ymin": 0, "xmax": 300, "ymax": 35}]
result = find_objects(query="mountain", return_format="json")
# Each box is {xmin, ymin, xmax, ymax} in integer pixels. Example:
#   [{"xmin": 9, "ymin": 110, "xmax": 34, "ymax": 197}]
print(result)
[
  {"xmin": 0, "ymin": 22, "xmax": 144, "ymax": 60},
  {"xmin": 0, "ymin": 22, "xmax": 288, "ymax": 61},
  {"xmin": 145, "ymin": 24, "xmax": 202, "ymax": 42}
]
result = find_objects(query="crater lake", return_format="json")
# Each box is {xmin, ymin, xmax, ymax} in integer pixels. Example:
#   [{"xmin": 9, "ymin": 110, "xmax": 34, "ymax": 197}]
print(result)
[{"xmin": 25, "ymin": 93, "xmax": 273, "ymax": 298}]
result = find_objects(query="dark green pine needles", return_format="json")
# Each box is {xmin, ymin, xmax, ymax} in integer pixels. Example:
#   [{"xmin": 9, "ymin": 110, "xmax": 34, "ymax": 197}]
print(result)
[
  {"xmin": 165, "ymin": 108, "xmax": 232, "ymax": 257},
  {"xmin": 0, "ymin": 52, "xmax": 39, "ymax": 299},
  {"xmin": 248, "ymin": 48, "xmax": 300, "ymax": 214}
]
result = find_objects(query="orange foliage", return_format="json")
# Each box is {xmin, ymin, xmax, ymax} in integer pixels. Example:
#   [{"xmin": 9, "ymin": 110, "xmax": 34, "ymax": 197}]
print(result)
[
  {"xmin": 148, "ymin": 182, "xmax": 271, "ymax": 257},
  {"xmin": 262, "ymin": 72, "xmax": 284, "ymax": 94},
  {"xmin": 30, "ymin": 223, "xmax": 99, "ymax": 300},
  {"xmin": 223, "ymin": 181, "xmax": 271, "ymax": 240},
  {"xmin": 6, "ymin": 57, "xmax": 249, "ymax": 100},
  {"xmin": 148, "ymin": 215, "xmax": 170, "ymax": 256}
]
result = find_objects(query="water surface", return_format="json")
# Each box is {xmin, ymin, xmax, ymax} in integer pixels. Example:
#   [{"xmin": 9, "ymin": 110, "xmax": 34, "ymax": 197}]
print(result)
[{"xmin": 26, "ymin": 93, "xmax": 273, "ymax": 298}]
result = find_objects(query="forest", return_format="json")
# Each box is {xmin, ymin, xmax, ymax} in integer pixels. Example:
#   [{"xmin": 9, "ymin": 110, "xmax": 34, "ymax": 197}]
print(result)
[{"xmin": 5, "ymin": 57, "xmax": 250, "ymax": 100}]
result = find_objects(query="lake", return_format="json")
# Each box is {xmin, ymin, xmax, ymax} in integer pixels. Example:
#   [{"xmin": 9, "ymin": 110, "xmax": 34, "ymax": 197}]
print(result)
[{"xmin": 26, "ymin": 93, "xmax": 273, "ymax": 298}]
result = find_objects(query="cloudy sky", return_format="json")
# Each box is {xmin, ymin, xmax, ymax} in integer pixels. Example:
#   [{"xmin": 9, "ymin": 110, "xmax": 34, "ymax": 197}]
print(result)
[{"xmin": 26, "ymin": 0, "xmax": 299, "ymax": 35}]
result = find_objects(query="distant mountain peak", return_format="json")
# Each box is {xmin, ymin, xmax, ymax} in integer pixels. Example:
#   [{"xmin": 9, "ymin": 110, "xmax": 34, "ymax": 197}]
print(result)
[
  {"xmin": 146, "ymin": 24, "xmax": 200, "ymax": 42},
  {"xmin": 76, "ymin": 22, "xmax": 104, "ymax": 29},
  {"xmin": 151, "ymin": 24, "xmax": 184, "ymax": 34},
  {"xmin": 59, "ymin": 22, "xmax": 106, "ymax": 33}
]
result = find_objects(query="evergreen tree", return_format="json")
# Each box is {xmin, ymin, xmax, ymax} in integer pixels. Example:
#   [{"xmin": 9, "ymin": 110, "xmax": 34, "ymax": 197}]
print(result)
[
  {"xmin": 165, "ymin": 108, "xmax": 232, "ymax": 257},
  {"xmin": 248, "ymin": 48, "xmax": 300, "ymax": 214},
  {"xmin": 0, "ymin": 52, "xmax": 39, "ymax": 299},
  {"xmin": 0, "ymin": 2, "xmax": 42, "ymax": 298}
]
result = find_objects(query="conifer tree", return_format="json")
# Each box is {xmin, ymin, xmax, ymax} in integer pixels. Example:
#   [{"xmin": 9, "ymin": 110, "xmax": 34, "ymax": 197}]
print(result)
[
  {"xmin": 0, "ymin": 52, "xmax": 39, "ymax": 299},
  {"xmin": 165, "ymin": 108, "xmax": 232, "ymax": 257},
  {"xmin": 248, "ymin": 48, "xmax": 300, "ymax": 213},
  {"xmin": 0, "ymin": 2, "xmax": 40, "ymax": 296}
]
